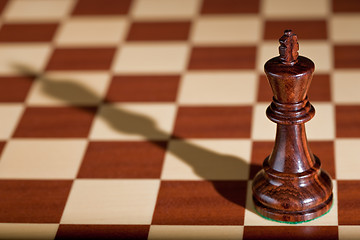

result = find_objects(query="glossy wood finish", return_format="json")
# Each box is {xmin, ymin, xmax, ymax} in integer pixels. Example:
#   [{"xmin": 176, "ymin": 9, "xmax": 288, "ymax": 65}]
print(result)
[{"xmin": 252, "ymin": 30, "xmax": 333, "ymax": 222}]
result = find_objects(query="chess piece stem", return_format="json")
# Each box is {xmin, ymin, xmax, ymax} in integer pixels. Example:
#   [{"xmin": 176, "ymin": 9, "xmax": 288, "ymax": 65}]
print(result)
[{"xmin": 252, "ymin": 30, "xmax": 333, "ymax": 223}]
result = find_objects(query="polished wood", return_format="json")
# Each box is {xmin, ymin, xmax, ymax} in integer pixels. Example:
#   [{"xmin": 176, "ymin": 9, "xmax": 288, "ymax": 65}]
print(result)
[{"xmin": 252, "ymin": 30, "xmax": 333, "ymax": 222}]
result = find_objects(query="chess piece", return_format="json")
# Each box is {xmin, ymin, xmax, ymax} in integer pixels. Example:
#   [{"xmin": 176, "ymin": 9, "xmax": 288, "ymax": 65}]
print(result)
[{"xmin": 252, "ymin": 30, "xmax": 333, "ymax": 222}]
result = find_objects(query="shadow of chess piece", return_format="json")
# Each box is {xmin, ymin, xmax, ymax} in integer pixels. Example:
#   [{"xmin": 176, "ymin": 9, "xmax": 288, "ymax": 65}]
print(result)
[{"xmin": 252, "ymin": 30, "xmax": 333, "ymax": 223}]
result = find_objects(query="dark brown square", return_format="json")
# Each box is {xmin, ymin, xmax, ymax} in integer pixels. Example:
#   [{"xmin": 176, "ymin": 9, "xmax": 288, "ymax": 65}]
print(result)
[
  {"xmin": 106, "ymin": 75, "xmax": 180, "ymax": 102},
  {"xmin": 250, "ymin": 141, "xmax": 273, "ymax": 179},
  {"xmin": 173, "ymin": 106, "xmax": 252, "ymax": 138},
  {"xmin": 0, "ymin": 180, "xmax": 72, "ymax": 223},
  {"xmin": 338, "ymin": 180, "xmax": 360, "ymax": 225},
  {"xmin": 0, "ymin": 142, "xmax": 6, "ymax": 157},
  {"xmin": 308, "ymin": 74, "xmax": 331, "ymax": 101},
  {"xmin": 13, "ymin": 107, "xmax": 96, "ymax": 138},
  {"xmin": 243, "ymin": 226, "xmax": 338, "ymax": 240},
  {"xmin": 0, "ymin": 23, "xmax": 58, "ymax": 42},
  {"xmin": 188, "ymin": 47, "xmax": 256, "ymax": 70},
  {"xmin": 257, "ymin": 75, "xmax": 272, "ymax": 102},
  {"xmin": 78, "ymin": 141, "xmax": 166, "ymax": 178},
  {"xmin": 309, "ymin": 141, "xmax": 335, "ymax": 179},
  {"xmin": 0, "ymin": 0, "xmax": 7, "ymax": 14},
  {"xmin": 264, "ymin": 20, "xmax": 327, "ymax": 40},
  {"xmin": 46, "ymin": 48, "xmax": 116, "ymax": 70},
  {"xmin": 127, "ymin": 22, "xmax": 191, "ymax": 41},
  {"xmin": 0, "ymin": 76, "xmax": 34, "ymax": 102},
  {"xmin": 201, "ymin": 0, "xmax": 259, "ymax": 13},
  {"xmin": 72, "ymin": 0, "xmax": 132, "ymax": 15},
  {"xmin": 55, "ymin": 225, "xmax": 149, "ymax": 240},
  {"xmin": 334, "ymin": 45, "xmax": 360, "ymax": 69},
  {"xmin": 152, "ymin": 180, "xmax": 247, "ymax": 225},
  {"xmin": 333, "ymin": 0, "xmax": 360, "ymax": 12},
  {"xmin": 336, "ymin": 105, "xmax": 360, "ymax": 137}
]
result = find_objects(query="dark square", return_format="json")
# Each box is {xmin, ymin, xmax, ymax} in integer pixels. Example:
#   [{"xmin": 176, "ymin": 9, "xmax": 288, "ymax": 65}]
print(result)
[
  {"xmin": 257, "ymin": 75, "xmax": 272, "ymax": 102},
  {"xmin": 334, "ymin": 45, "xmax": 360, "ymax": 69},
  {"xmin": 173, "ymin": 106, "xmax": 252, "ymax": 138},
  {"xmin": 13, "ymin": 107, "xmax": 96, "ymax": 138},
  {"xmin": 188, "ymin": 47, "xmax": 256, "ymax": 70},
  {"xmin": 0, "ymin": 180, "xmax": 72, "ymax": 223},
  {"xmin": 264, "ymin": 20, "xmax": 327, "ymax": 40},
  {"xmin": 338, "ymin": 180, "xmax": 360, "ymax": 225},
  {"xmin": 152, "ymin": 180, "xmax": 247, "ymax": 225},
  {"xmin": 78, "ymin": 141, "xmax": 167, "ymax": 178},
  {"xmin": 201, "ymin": 0, "xmax": 259, "ymax": 14},
  {"xmin": 0, "ymin": 23, "xmax": 58, "ymax": 42},
  {"xmin": 127, "ymin": 22, "xmax": 191, "ymax": 41},
  {"xmin": 46, "ymin": 48, "xmax": 116, "ymax": 70},
  {"xmin": 72, "ymin": 0, "xmax": 132, "ymax": 15},
  {"xmin": 55, "ymin": 225, "xmax": 149, "ymax": 240},
  {"xmin": 106, "ymin": 75, "xmax": 180, "ymax": 102},
  {"xmin": 250, "ymin": 141, "xmax": 273, "ymax": 179},
  {"xmin": 0, "ymin": 76, "xmax": 34, "ymax": 102},
  {"xmin": 309, "ymin": 141, "xmax": 335, "ymax": 179},
  {"xmin": 333, "ymin": 0, "xmax": 360, "ymax": 12},
  {"xmin": 336, "ymin": 105, "xmax": 360, "ymax": 137},
  {"xmin": 243, "ymin": 226, "xmax": 338, "ymax": 240},
  {"xmin": 0, "ymin": 0, "xmax": 7, "ymax": 14},
  {"xmin": 308, "ymin": 74, "xmax": 331, "ymax": 101}
]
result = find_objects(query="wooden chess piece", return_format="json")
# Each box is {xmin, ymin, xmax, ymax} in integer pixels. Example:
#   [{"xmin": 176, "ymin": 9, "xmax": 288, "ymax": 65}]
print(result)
[{"xmin": 252, "ymin": 30, "xmax": 333, "ymax": 222}]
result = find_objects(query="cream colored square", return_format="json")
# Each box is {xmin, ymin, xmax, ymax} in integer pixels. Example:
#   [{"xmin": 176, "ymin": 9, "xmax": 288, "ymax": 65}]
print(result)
[
  {"xmin": 258, "ymin": 41, "xmax": 331, "ymax": 73},
  {"xmin": 0, "ymin": 139, "xmax": 87, "ymax": 179},
  {"xmin": 262, "ymin": 0, "xmax": 329, "ymax": 19},
  {"xmin": 179, "ymin": 71, "xmax": 257, "ymax": 105},
  {"xmin": 90, "ymin": 103, "xmax": 176, "ymax": 140},
  {"xmin": 335, "ymin": 139, "xmax": 360, "ymax": 180},
  {"xmin": 27, "ymin": 71, "xmax": 111, "ymax": 106},
  {"xmin": 0, "ymin": 223, "xmax": 58, "ymax": 240},
  {"xmin": 56, "ymin": 17, "xmax": 128, "ymax": 46},
  {"xmin": 244, "ymin": 180, "xmax": 338, "ymax": 225},
  {"xmin": 339, "ymin": 226, "xmax": 360, "ymax": 240},
  {"xmin": 331, "ymin": 15, "xmax": 360, "ymax": 43},
  {"xmin": 0, "ymin": 104, "xmax": 24, "ymax": 140},
  {"xmin": 0, "ymin": 44, "xmax": 51, "ymax": 74},
  {"xmin": 161, "ymin": 139, "xmax": 251, "ymax": 180},
  {"xmin": 133, "ymin": 0, "xmax": 200, "ymax": 19},
  {"xmin": 61, "ymin": 179, "xmax": 160, "ymax": 224},
  {"xmin": 148, "ymin": 226, "xmax": 243, "ymax": 240},
  {"xmin": 307, "ymin": 103, "xmax": 335, "ymax": 140},
  {"xmin": 4, "ymin": 0, "xmax": 73, "ymax": 21},
  {"xmin": 113, "ymin": 44, "xmax": 189, "ymax": 74},
  {"xmin": 193, "ymin": 16, "xmax": 260, "ymax": 45},
  {"xmin": 332, "ymin": 71, "xmax": 360, "ymax": 103},
  {"xmin": 251, "ymin": 103, "xmax": 276, "ymax": 140}
]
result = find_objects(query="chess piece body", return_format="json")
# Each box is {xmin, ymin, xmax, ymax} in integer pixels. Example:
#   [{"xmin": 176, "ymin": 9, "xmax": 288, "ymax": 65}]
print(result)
[{"xmin": 252, "ymin": 30, "xmax": 333, "ymax": 222}]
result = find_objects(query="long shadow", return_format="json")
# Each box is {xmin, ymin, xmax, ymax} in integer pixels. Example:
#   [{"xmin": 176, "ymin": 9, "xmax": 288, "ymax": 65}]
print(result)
[{"xmin": 15, "ymin": 64, "xmax": 260, "ymax": 216}]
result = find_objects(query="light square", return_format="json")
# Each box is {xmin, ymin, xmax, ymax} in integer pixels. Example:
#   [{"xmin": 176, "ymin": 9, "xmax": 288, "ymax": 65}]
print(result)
[
  {"xmin": 335, "ymin": 139, "xmax": 360, "ymax": 180},
  {"xmin": 161, "ymin": 139, "xmax": 251, "ymax": 180},
  {"xmin": 244, "ymin": 180, "xmax": 338, "ymax": 226},
  {"xmin": 262, "ymin": 0, "xmax": 329, "ymax": 19},
  {"xmin": 193, "ymin": 16, "xmax": 260, "ymax": 44},
  {"xmin": 307, "ymin": 103, "xmax": 335, "ymax": 140},
  {"xmin": 331, "ymin": 15, "xmax": 360, "ymax": 43},
  {"xmin": 178, "ymin": 71, "xmax": 257, "ymax": 105},
  {"xmin": 339, "ymin": 226, "xmax": 360, "ymax": 240},
  {"xmin": 251, "ymin": 103, "xmax": 276, "ymax": 140},
  {"xmin": 0, "ymin": 223, "xmax": 58, "ymax": 240},
  {"xmin": 332, "ymin": 71, "xmax": 360, "ymax": 103},
  {"xmin": 148, "ymin": 226, "xmax": 243, "ymax": 240},
  {"xmin": 4, "ymin": 0, "xmax": 74, "ymax": 22},
  {"xmin": 27, "ymin": 71, "xmax": 111, "ymax": 106},
  {"xmin": 61, "ymin": 179, "xmax": 160, "ymax": 224},
  {"xmin": 0, "ymin": 44, "xmax": 51, "ymax": 74},
  {"xmin": 113, "ymin": 44, "xmax": 189, "ymax": 74},
  {"xmin": 0, "ymin": 139, "xmax": 87, "ymax": 179},
  {"xmin": 56, "ymin": 17, "xmax": 128, "ymax": 46},
  {"xmin": 0, "ymin": 104, "xmax": 24, "ymax": 139},
  {"xmin": 132, "ymin": 0, "xmax": 200, "ymax": 19},
  {"xmin": 90, "ymin": 103, "xmax": 176, "ymax": 140}
]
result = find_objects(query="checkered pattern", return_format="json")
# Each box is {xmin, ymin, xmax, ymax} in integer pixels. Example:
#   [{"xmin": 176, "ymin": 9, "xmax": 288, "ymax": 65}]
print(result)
[{"xmin": 0, "ymin": 0, "xmax": 359, "ymax": 239}]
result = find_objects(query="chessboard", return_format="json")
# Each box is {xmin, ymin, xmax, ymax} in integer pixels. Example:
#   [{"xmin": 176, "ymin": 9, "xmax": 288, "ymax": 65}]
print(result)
[{"xmin": 0, "ymin": 0, "xmax": 359, "ymax": 239}]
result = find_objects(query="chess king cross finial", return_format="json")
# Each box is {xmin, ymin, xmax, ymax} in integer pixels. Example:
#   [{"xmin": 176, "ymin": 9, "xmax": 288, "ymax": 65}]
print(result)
[{"xmin": 279, "ymin": 30, "xmax": 299, "ymax": 64}]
